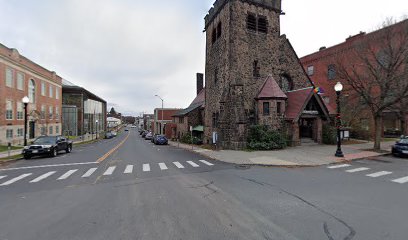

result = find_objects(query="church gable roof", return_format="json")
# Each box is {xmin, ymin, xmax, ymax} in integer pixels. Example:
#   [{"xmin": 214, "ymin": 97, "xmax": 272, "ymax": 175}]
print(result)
[
  {"xmin": 256, "ymin": 76, "xmax": 287, "ymax": 99},
  {"xmin": 285, "ymin": 87, "xmax": 330, "ymax": 121}
]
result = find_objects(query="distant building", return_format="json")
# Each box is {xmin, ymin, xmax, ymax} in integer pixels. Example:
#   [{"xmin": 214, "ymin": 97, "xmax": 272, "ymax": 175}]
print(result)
[
  {"xmin": 153, "ymin": 108, "xmax": 181, "ymax": 138},
  {"xmin": 142, "ymin": 114, "xmax": 154, "ymax": 131},
  {"xmin": 0, "ymin": 43, "xmax": 62, "ymax": 145},
  {"xmin": 62, "ymin": 79, "xmax": 107, "ymax": 137},
  {"xmin": 107, "ymin": 117, "xmax": 121, "ymax": 129},
  {"xmin": 107, "ymin": 107, "xmax": 122, "ymax": 119}
]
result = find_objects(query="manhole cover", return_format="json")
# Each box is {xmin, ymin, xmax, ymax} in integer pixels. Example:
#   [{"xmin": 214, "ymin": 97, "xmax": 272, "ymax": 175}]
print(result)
[{"xmin": 235, "ymin": 164, "xmax": 251, "ymax": 170}]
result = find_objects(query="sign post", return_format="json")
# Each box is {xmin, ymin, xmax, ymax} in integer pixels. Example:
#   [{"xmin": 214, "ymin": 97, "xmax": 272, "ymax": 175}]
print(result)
[{"xmin": 190, "ymin": 126, "xmax": 193, "ymax": 150}]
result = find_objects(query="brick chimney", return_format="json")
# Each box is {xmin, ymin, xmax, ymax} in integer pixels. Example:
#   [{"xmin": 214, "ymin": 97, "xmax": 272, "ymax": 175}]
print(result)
[{"xmin": 196, "ymin": 73, "xmax": 204, "ymax": 95}]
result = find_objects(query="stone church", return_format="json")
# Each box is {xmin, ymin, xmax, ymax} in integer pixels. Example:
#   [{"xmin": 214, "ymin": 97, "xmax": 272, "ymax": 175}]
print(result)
[{"xmin": 204, "ymin": 0, "xmax": 331, "ymax": 149}]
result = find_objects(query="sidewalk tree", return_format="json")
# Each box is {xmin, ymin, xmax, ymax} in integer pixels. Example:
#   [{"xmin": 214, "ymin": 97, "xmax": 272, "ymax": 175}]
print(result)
[{"xmin": 336, "ymin": 19, "xmax": 408, "ymax": 150}]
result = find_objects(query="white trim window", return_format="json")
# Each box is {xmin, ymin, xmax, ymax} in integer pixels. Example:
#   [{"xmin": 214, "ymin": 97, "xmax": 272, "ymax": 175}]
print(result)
[
  {"xmin": 41, "ymin": 105, "xmax": 46, "ymax": 119},
  {"xmin": 307, "ymin": 66, "xmax": 314, "ymax": 76},
  {"xmin": 29, "ymin": 79, "xmax": 36, "ymax": 103},
  {"xmin": 17, "ymin": 72, "xmax": 24, "ymax": 90},
  {"xmin": 56, "ymin": 125, "xmax": 60, "ymax": 134},
  {"xmin": 55, "ymin": 87, "xmax": 59, "ymax": 99},
  {"xmin": 17, "ymin": 102, "xmax": 23, "ymax": 120},
  {"xmin": 17, "ymin": 128, "xmax": 24, "ymax": 137},
  {"xmin": 6, "ymin": 67, "xmax": 14, "ymax": 87},
  {"xmin": 6, "ymin": 100, "xmax": 13, "ymax": 120},
  {"xmin": 6, "ymin": 129, "xmax": 13, "ymax": 139},
  {"xmin": 41, "ymin": 82, "xmax": 46, "ymax": 96},
  {"xmin": 55, "ymin": 106, "xmax": 60, "ymax": 120},
  {"xmin": 49, "ymin": 85, "xmax": 53, "ymax": 98},
  {"xmin": 49, "ymin": 106, "xmax": 53, "ymax": 119}
]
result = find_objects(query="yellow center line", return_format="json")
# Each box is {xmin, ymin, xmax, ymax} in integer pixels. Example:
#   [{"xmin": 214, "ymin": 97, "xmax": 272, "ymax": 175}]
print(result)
[{"xmin": 97, "ymin": 133, "xmax": 130, "ymax": 163}]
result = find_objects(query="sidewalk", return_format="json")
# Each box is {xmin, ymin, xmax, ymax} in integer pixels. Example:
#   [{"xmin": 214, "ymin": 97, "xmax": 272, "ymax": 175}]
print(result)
[{"xmin": 168, "ymin": 140, "xmax": 394, "ymax": 167}]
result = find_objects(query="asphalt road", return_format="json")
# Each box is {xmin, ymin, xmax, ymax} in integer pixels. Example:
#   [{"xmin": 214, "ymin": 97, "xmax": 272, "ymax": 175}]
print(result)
[{"xmin": 0, "ymin": 129, "xmax": 407, "ymax": 240}]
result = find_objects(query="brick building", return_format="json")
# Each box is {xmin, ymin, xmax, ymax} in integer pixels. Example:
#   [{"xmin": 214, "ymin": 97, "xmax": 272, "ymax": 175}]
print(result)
[
  {"xmin": 0, "ymin": 43, "xmax": 62, "ymax": 146},
  {"xmin": 300, "ymin": 19, "xmax": 408, "ymax": 138},
  {"xmin": 203, "ymin": 0, "xmax": 330, "ymax": 149},
  {"xmin": 153, "ymin": 108, "xmax": 180, "ymax": 138}
]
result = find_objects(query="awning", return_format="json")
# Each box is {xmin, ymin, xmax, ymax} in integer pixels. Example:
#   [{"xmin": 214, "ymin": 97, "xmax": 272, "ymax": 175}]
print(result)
[{"xmin": 192, "ymin": 125, "xmax": 204, "ymax": 132}]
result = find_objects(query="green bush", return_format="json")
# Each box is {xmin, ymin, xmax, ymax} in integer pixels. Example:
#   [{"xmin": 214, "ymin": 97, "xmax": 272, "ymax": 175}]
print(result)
[
  {"xmin": 247, "ymin": 125, "xmax": 287, "ymax": 150},
  {"xmin": 322, "ymin": 124, "xmax": 337, "ymax": 145},
  {"xmin": 180, "ymin": 135, "xmax": 203, "ymax": 145},
  {"xmin": 351, "ymin": 126, "xmax": 371, "ymax": 140}
]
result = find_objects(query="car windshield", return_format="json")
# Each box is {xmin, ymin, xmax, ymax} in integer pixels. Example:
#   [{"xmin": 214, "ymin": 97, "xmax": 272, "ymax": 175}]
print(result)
[
  {"xmin": 399, "ymin": 139, "xmax": 408, "ymax": 144},
  {"xmin": 33, "ymin": 137, "xmax": 56, "ymax": 144}
]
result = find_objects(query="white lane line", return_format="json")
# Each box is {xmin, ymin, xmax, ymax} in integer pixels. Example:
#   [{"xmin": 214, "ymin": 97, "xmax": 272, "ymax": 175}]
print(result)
[
  {"xmin": 158, "ymin": 163, "xmax": 168, "ymax": 170},
  {"xmin": 143, "ymin": 164, "xmax": 150, "ymax": 172},
  {"xmin": 57, "ymin": 169, "xmax": 78, "ymax": 180},
  {"xmin": 366, "ymin": 171, "xmax": 393, "ymax": 178},
  {"xmin": 327, "ymin": 164, "xmax": 351, "ymax": 169},
  {"xmin": 0, "ymin": 173, "xmax": 32, "ymax": 186},
  {"xmin": 82, "ymin": 168, "xmax": 98, "ymax": 178},
  {"xmin": 199, "ymin": 160, "xmax": 214, "ymax": 166},
  {"xmin": 346, "ymin": 167, "xmax": 370, "ymax": 173},
  {"xmin": 0, "ymin": 176, "xmax": 7, "ymax": 180},
  {"xmin": 0, "ymin": 162, "xmax": 97, "ymax": 171},
  {"xmin": 30, "ymin": 171, "xmax": 57, "ymax": 183},
  {"xmin": 187, "ymin": 161, "xmax": 199, "ymax": 168},
  {"xmin": 391, "ymin": 176, "xmax": 408, "ymax": 184},
  {"xmin": 173, "ymin": 162, "xmax": 185, "ymax": 169},
  {"xmin": 103, "ymin": 166, "xmax": 116, "ymax": 176},
  {"xmin": 124, "ymin": 165, "xmax": 133, "ymax": 174}
]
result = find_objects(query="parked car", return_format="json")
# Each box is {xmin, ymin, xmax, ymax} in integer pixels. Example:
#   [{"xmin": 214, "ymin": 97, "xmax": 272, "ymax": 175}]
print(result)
[
  {"xmin": 392, "ymin": 136, "xmax": 408, "ymax": 157},
  {"xmin": 141, "ymin": 131, "xmax": 148, "ymax": 138},
  {"xmin": 151, "ymin": 134, "xmax": 160, "ymax": 143},
  {"xmin": 22, "ymin": 136, "xmax": 73, "ymax": 159},
  {"xmin": 105, "ymin": 132, "xmax": 114, "ymax": 139},
  {"xmin": 154, "ymin": 135, "xmax": 168, "ymax": 145},
  {"xmin": 145, "ymin": 132, "xmax": 153, "ymax": 140},
  {"xmin": 111, "ymin": 131, "xmax": 117, "ymax": 137}
]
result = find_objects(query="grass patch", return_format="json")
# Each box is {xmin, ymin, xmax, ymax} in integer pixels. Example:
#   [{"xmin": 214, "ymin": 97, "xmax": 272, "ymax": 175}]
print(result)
[
  {"xmin": 0, "ymin": 154, "xmax": 23, "ymax": 161},
  {"xmin": 0, "ymin": 145, "xmax": 23, "ymax": 152}
]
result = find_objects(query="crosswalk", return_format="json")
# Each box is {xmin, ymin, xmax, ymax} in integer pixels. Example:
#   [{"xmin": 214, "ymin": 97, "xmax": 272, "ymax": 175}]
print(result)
[
  {"xmin": 0, "ymin": 160, "xmax": 216, "ymax": 187},
  {"xmin": 327, "ymin": 163, "xmax": 408, "ymax": 185}
]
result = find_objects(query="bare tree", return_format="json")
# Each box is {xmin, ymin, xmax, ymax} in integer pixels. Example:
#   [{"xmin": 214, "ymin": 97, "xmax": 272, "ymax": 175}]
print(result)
[{"xmin": 336, "ymin": 19, "xmax": 408, "ymax": 150}]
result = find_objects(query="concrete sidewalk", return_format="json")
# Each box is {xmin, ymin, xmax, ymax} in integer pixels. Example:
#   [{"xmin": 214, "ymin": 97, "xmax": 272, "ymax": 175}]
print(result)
[{"xmin": 168, "ymin": 140, "xmax": 394, "ymax": 166}]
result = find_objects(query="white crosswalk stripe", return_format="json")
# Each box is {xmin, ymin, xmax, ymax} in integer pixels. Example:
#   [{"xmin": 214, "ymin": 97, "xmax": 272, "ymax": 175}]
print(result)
[
  {"xmin": 124, "ymin": 165, "xmax": 133, "ymax": 174},
  {"xmin": 391, "ymin": 176, "xmax": 408, "ymax": 184},
  {"xmin": 103, "ymin": 166, "xmax": 116, "ymax": 176},
  {"xmin": 82, "ymin": 168, "xmax": 98, "ymax": 178},
  {"xmin": 346, "ymin": 167, "xmax": 370, "ymax": 173},
  {"xmin": 143, "ymin": 164, "xmax": 150, "ymax": 172},
  {"xmin": 57, "ymin": 169, "xmax": 78, "ymax": 180},
  {"xmin": 0, "ymin": 173, "xmax": 32, "ymax": 186},
  {"xmin": 327, "ymin": 164, "xmax": 351, "ymax": 169},
  {"xmin": 158, "ymin": 163, "xmax": 168, "ymax": 170},
  {"xmin": 0, "ymin": 176, "xmax": 7, "ymax": 180},
  {"xmin": 173, "ymin": 162, "xmax": 185, "ymax": 169},
  {"xmin": 187, "ymin": 161, "xmax": 199, "ymax": 167},
  {"xmin": 199, "ymin": 160, "xmax": 214, "ymax": 166},
  {"xmin": 366, "ymin": 171, "xmax": 393, "ymax": 178},
  {"xmin": 30, "ymin": 171, "xmax": 56, "ymax": 183}
]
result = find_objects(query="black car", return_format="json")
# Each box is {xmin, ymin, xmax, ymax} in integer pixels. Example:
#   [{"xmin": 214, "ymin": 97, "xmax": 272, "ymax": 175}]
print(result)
[
  {"xmin": 392, "ymin": 137, "xmax": 408, "ymax": 157},
  {"xmin": 22, "ymin": 136, "xmax": 73, "ymax": 159}
]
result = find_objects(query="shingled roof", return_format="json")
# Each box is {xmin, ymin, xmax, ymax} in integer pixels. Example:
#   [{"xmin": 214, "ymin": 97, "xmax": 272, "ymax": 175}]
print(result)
[
  {"xmin": 256, "ymin": 76, "xmax": 287, "ymax": 99},
  {"xmin": 285, "ymin": 87, "xmax": 330, "ymax": 121},
  {"xmin": 173, "ymin": 89, "xmax": 205, "ymax": 117}
]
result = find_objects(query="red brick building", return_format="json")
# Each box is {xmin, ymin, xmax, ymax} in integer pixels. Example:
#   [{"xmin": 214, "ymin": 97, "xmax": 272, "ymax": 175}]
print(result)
[
  {"xmin": 300, "ymin": 19, "xmax": 408, "ymax": 138},
  {"xmin": 153, "ymin": 108, "xmax": 180, "ymax": 138},
  {"xmin": 0, "ymin": 43, "xmax": 62, "ymax": 145}
]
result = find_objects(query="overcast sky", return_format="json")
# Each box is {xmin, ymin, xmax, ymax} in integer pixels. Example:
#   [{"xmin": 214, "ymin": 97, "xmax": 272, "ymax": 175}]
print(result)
[{"xmin": 0, "ymin": 0, "xmax": 406, "ymax": 116}]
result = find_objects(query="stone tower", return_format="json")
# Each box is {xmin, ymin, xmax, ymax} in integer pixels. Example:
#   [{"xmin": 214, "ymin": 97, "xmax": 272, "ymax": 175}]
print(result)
[{"xmin": 204, "ymin": 0, "xmax": 312, "ymax": 149}]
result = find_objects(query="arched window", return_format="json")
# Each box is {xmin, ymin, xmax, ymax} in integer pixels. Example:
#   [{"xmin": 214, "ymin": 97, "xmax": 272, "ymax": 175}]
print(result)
[
  {"xmin": 29, "ymin": 79, "xmax": 36, "ymax": 103},
  {"xmin": 280, "ymin": 74, "xmax": 294, "ymax": 93}
]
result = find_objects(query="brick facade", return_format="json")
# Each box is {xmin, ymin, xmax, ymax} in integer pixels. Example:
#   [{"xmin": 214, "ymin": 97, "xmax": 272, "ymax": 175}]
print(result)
[{"xmin": 0, "ymin": 43, "xmax": 62, "ymax": 146}]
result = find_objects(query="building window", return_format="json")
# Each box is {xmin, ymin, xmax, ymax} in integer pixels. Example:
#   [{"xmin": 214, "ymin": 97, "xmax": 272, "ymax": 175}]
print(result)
[
  {"xmin": 56, "ymin": 125, "xmax": 60, "ymax": 134},
  {"xmin": 49, "ymin": 85, "xmax": 53, "ymax": 98},
  {"xmin": 29, "ymin": 79, "xmax": 36, "ymax": 103},
  {"xmin": 6, "ymin": 100, "xmax": 13, "ymax": 120},
  {"xmin": 212, "ymin": 28, "xmax": 217, "ymax": 44},
  {"xmin": 257, "ymin": 16, "xmax": 268, "ymax": 33},
  {"xmin": 17, "ymin": 72, "xmax": 24, "ymax": 90},
  {"xmin": 212, "ymin": 112, "xmax": 219, "ymax": 128},
  {"xmin": 307, "ymin": 66, "xmax": 314, "ymax": 76},
  {"xmin": 41, "ymin": 105, "xmax": 46, "ymax": 119},
  {"xmin": 55, "ymin": 88, "xmax": 59, "ymax": 99},
  {"xmin": 263, "ymin": 102, "xmax": 270, "ymax": 116},
  {"xmin": 17, "ymin": 102, "xmax": 23, "ymax": 120},
  {"xmin": 49, "ymin": 106, "xmax": 53, "ymax": 119},
  {"xmin": 49, "ymin": 126, "xmax": 53, "ymax": 135},
  {"xmin": 322, "ymin": 96, "xmax": 330, "ymax": 104},
  {"xmin": 212, "ymin": 21, "xmax": 222, "ymax": 44},
  {"xmin": 6, "ymin": 129, "xmax": 13, "ymax": 139},
  {"xmin": 247, "ymin": 14, "xmax": 257, "ymax": 31},
  {"xmin": 55, "ymin": 107, "xmax": 60, "ymax": 120},
  {"xmin": 41, "ymin": 82, "xmax": 46, "ymax": 96},
  {"xmin": 277, "ymin": 102, "xmax": 282, "ymax": 115},
  {"xmin": 328, "ymin": 64, "xmax": 336, "ymax": 80},
  {"xmin": 253, "ymin": 60, "xmax": 260, "ymax": 77},
  {"xmin": 214, "ymin": 68, "xmax": 218, "ymax": 84},
  {"xmin": 41, "ymin": 127, "xmax": 46, "ymax": 135},
  {"xmin": 280, "ymin": 74, "xmax": 294, "ymax": 92},
  {"xmin": 17, "ymin": 128, "xmax": 23, "ymax": 137},
  {"xmin": 217, "ymin": 22, "xmax": 222, "ymax": 39},
  {"xmin": 6, "ymin": 67, "xmax": 14, "ymax": 88},
  {"xmin": 179, "ymin": 117, "xmax": 184, "ymax": 124}
]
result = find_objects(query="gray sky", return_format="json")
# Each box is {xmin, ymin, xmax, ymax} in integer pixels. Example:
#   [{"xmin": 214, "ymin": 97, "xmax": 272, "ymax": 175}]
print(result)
[{"xmin": 0, "ymin": 0, "xmax": 406, "ymax": 116}]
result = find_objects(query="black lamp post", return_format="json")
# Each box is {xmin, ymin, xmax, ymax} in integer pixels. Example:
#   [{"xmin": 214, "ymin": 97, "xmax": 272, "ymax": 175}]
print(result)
[
  {"xmin": 22, "ymin": 96, "xmax": 30, "ymax": 146},
  {"xmin": 334, "ymin": 82, "xmax": 344, "ymax": 157},
  {"xmin": 96, "ymin": 119, "xmax": 99, "ymax": 139},
  {"xmin": 155, "ymin": 95, "xmax": 164, "ymax": 134}
]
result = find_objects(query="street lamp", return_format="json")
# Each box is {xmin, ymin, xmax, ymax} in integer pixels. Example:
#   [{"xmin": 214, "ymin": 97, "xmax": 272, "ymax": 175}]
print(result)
[
  {"xmin": 155, "ymin": 95, "xmax": 164, "ymax": 135},
  {"xmin": 22, "ymin": 96, "xmax": 30, "ymax": 146},
  {"xmin": 334, "ymin": 82, "xmax": 344, "ymax": 157},
  {"xmin": 95, "ymin": 119, "xmax": 99, "ymax": 139}
]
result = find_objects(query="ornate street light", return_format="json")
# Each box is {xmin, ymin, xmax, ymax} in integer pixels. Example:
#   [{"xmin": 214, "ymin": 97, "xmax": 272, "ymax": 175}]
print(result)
[
  {"xmin": 22, "ymin": 96, "xmax": 30, "ymax": 146},
  {"xmin": 334, "ymin": 82, "xmax": 344, "ymax": 157},
  {"xmin": 155, "ymin": 95, "xmax": 164, "ymax": 135},
  {"xmin": 95, "ymin": 119, "xmax": 99, "ymax": 139}
]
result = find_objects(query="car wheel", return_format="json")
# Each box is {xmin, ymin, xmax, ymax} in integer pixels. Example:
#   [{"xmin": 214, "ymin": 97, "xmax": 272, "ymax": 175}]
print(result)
[
  {"xmin": 66, "ymin": 145, "xmax": 72, "ymax": 153},
  {"xmin": 51, "ymin": 148, "xmax": 58, "ymax": 157},
  {"xmin": 24, "ymin": 154, "xmax": 31, "ymax": 160}
]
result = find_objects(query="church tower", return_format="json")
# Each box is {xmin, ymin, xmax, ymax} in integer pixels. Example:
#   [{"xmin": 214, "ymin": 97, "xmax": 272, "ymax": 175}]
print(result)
[{"xmin": 204, "ymin": 0, "xmax": 313, "ymax": 149}]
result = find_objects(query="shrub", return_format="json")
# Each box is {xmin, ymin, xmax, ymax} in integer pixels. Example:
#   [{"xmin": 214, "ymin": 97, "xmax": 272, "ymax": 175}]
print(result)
[
  {"xmin": 351, "ymin": 126, "xmax": 371, "ymax": 140},
  {"xmin": 322, "ymin": 124, "xmax": 337, "ymax": 145},
  {"xmin": 247, "ymin": 125, "xmax": 287, "ymax": 150}
]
